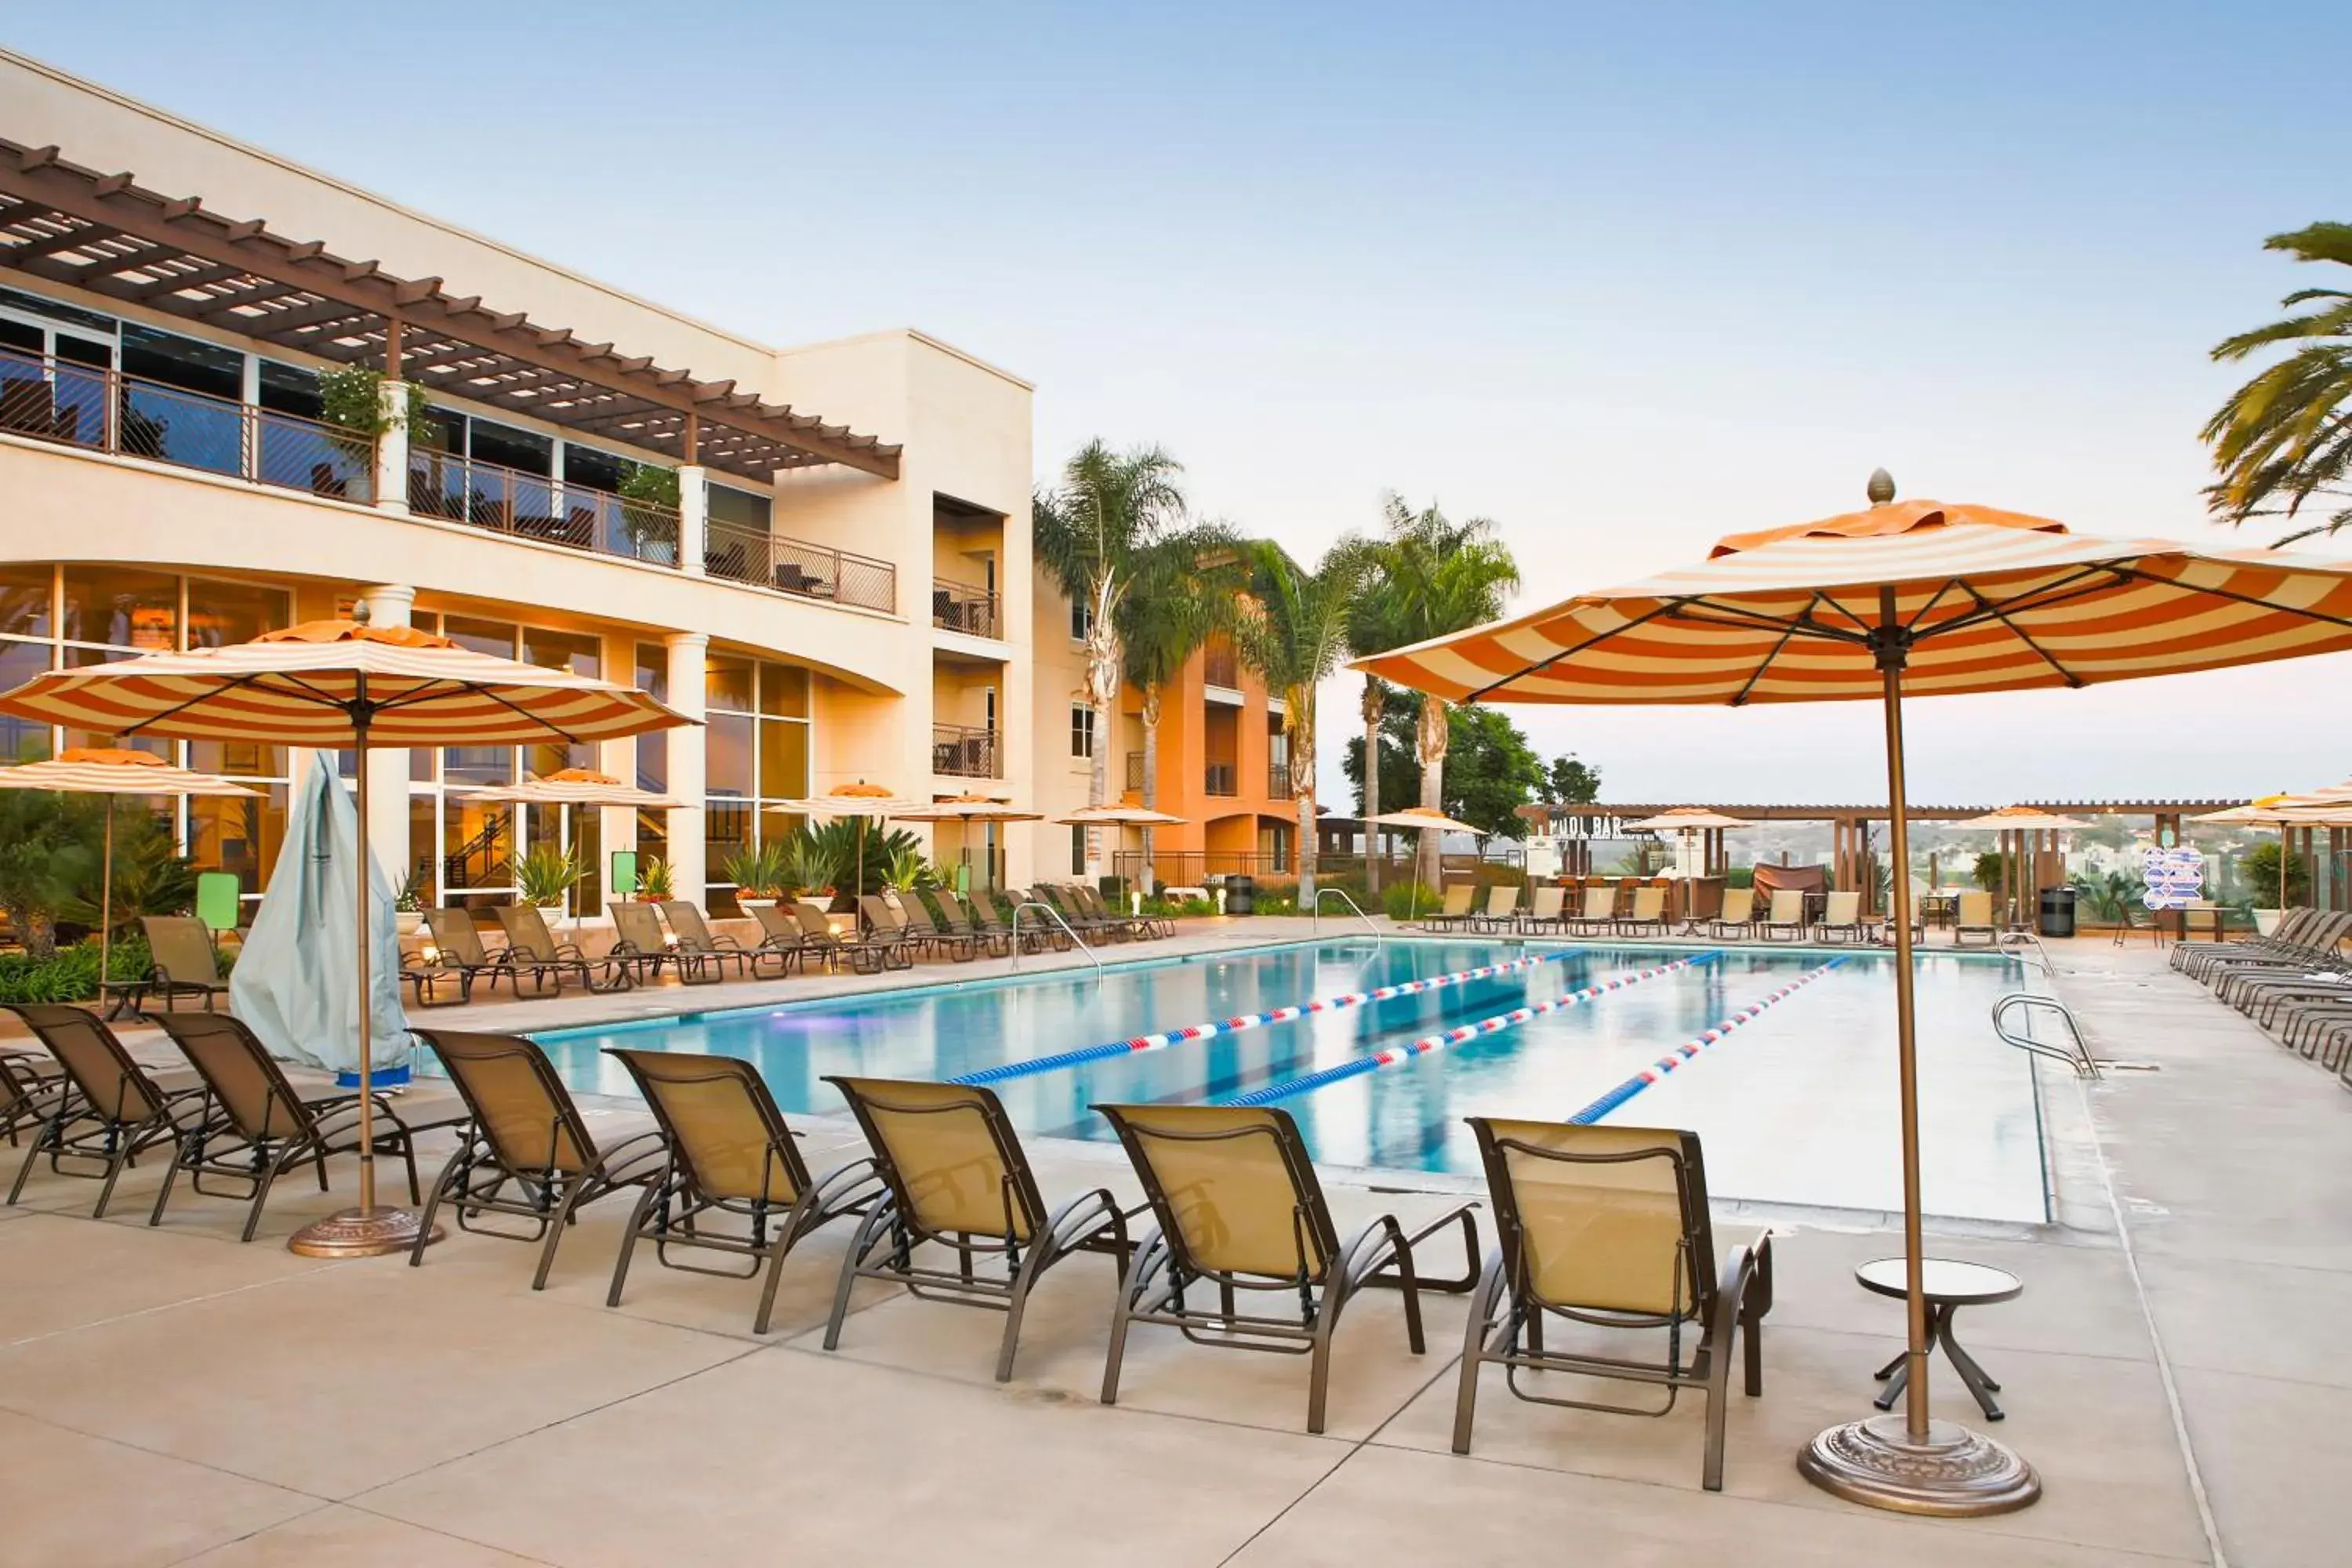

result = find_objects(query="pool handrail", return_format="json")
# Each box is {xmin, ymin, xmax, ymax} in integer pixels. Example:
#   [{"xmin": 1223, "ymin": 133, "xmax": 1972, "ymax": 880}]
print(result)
[
  {"xmin": 1011, "ymin": 900, "xmax": 1102, "ymax": 975},
  {"xmin": 1312, "ymin": 887, "xmax": 1381, "ymax": 939},
  {"xmin": 1990, "ymin": 993, "xmax": 2100, "ymax": 1079}
]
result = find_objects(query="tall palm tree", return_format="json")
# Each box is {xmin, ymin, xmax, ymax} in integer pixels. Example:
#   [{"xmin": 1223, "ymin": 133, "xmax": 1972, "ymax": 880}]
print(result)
[
  {"xmin": 1118, "ymin": 526, "xmax": 1239, "ymax": 895},
  {"xmin": 1345, "ymin": 537, "xmax": 1412, "ymax": 898},
  {"xmin": 1234, "ymin": 537, "xmax": 1372, "ymax": 903},
  {"xmin": 2204, "ymin": 223, "xmax": 2352, "ymax": 543},
  {"xmin": 1033, "ymin": 441, "xmax": 1188, "ymax": 873},
  {"xmin": 1374, "ymin": 496, "xmax": 1520, "ymax": 888}
]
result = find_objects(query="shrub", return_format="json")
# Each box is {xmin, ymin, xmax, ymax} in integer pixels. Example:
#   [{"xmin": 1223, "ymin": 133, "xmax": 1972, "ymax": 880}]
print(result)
[
  {"xmin": 1251, "ymin": 891, "xmax": 1301, "ymax": 916},
  {"xmin": 1381, "ymin": 880, "xmax": 1437, "ymax": 920},
  {"xmin": 1724, "ymin": 866, "xmax": 1755, "ymax": 889},
  {"xmin": 0, "ymin": 933, "xmax": 156, "ymax": 1005},
  {"xmin": 1140, "ymin": 895, "xmax": 1215, "ymax": 919},
  {"xmin": 2241, "ymin": 840, "xmax": 2309, "ymax": 907}
]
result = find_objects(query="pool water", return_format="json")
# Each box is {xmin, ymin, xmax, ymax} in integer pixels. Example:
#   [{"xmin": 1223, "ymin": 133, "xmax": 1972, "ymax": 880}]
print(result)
[{"xmin": 528, "ymin": 938, "xmax": 2045, "ymax": 1223}]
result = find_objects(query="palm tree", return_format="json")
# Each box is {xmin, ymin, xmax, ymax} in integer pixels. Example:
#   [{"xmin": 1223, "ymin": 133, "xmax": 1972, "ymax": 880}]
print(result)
[
  {"xmin": 1345, "ymin": 547, "xmax": 1412, "ymax": 898},
  {"xmin": 1373, "ymin": 496, "xmax": 1520, "ymax": 888},
  {"xmin": 1234, "ymin": 537, "xmax": 1372, "ymax": 902},
  {"xmin": 1033, "ymin": 441, "xmax": 1189, "ymax": 874},
  {"xmin": 1117, "ymin": 526, "xmax": 1239, "ymax": 895},
  {"xmin": 2204, "ymin": 223, "xmax": 2352, "ymax": 543}
]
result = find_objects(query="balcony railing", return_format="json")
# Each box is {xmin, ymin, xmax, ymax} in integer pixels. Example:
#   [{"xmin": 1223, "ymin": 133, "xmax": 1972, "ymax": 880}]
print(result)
[
  {"xmin": 1, "ymin": 346, "xmax": 372, "ymax": 499},
  {"xmin": 1205, "ymin": 761, "xmax": 1238, "ymax": 797},
  {"xmin": 407, "ymin": 448, "xmax": 681, "ymax": 564},
  {"xmin": 707, "ymin": 517, "xmax": 897, "ymax": 613},
  {"xmin": 1203, "ymin": 643, "xmax": 1240, "ymax": 688},
  {"xmin": 931, "ymin": 723, "xmax": 1000, "ymax": 779},
  {"xmin": 931, "ymin": 578, "xmax": 1000, "ymax": 638},
  {"xmin": 1268, "ymin": 762, "xmax": 1292, "ymax": 798},
  {"xmin": 1125, "ymin": 750, "xmax": 1145, "ymax": 791}
]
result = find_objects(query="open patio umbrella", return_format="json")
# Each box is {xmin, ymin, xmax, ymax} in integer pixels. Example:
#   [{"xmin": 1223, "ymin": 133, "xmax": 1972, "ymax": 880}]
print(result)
[
  {"xmin": 458, "ymin": 768, "xmax": 684, "ymax": 909},
  {"xmin": 0, "ymin": 747, "xmax": 255, "ymax": 1007},
  {"xmin": 767, "ymin": 782, "xmax": 931, "ymax": 901},
  {"xmin": 1362, "ymin": 806, "xmax": 1487, "ymax": 921},
  {"xmin": 1055, "ymin": 803, "xmax": 1189, "ymax": 891},
  {"xmin": 1354, "ymin": 471, "xmax": 2352, "ymax": 1517},
  {"xmin": 0, "ymin": 614, "xmax": 691, "ymax": 1258},
  {"xmin": 1622, "ymin": 806, "xmax": 1751, "ymax": 880},
  {"xmin": 1945, "ymin": 806, "xmax": 2093, "ymax": 928},
  {"xmin": 2193, "ymin": 794, "xmax": 2352, "ymax": 909},
  {"xmin": 891, "ymin": 794, "xmax": 1044, "ymax": 890}
]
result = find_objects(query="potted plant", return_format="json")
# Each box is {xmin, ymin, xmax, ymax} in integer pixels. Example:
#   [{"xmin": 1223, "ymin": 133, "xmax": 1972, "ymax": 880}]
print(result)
[
  {"xmin": 619, "ymin": 463, "xmax": 681, "ymax": 564},
  {"xmin": 721, "ymin": 841, "xmax": 790, "ymax": 911},
  {"xmin": 515, "ymin": 845, "xmax": 585, "ymax": 921},
  {"xmin": 635, "ymin": 854, "xmax": 675, "ymax": 903},
  {"xmin": 318, "ymin": 364, "xmax": 433, "ymax": 504}
]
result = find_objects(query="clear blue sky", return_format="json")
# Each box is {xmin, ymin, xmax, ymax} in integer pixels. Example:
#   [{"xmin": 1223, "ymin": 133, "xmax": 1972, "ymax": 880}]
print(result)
[{"xmin": 14, "ymin": 2, "xmax": 2352, "ymax": 805}]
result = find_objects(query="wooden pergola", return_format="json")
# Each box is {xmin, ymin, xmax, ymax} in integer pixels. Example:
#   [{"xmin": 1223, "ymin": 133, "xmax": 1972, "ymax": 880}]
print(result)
[{"xmin": 0, "ymin": 139, "xmax": 900, "ymax": 483}]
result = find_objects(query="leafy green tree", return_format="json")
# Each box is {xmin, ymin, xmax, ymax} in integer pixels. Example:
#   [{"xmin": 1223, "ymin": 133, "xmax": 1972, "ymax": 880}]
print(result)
[
  {"xmin": 2241, "ymin": 840, "xmax": 2310, "ymax": 907},
  {"xmin": 1343, "ymin": 699, "xmax": 1544, "ymax": 839},
  {"xmin": 1234, "ymin": 537, "xmax": 1373, "ymax": 902},
  {"xmin": 0, "ymin": 791, "xmax": 98, "ymax": 960},
  {"xmin": 1343, "ymin": 511, "xmax": 1417, "ymax": 898},
  {"xmin": 1364, "ymin": 495, "xmax": 1520, "ymax": 887},
  {"xmin": 1117, "ymin": 526, "xmax": 1240, "ymax": 894},
  {"xmin": 1032, "ymin": 441, "xmax": 1189, "ymax": 873},
  {"xmin": 2203, "ymin": 223, "xmax": 2352, "ymax": 543},
  {"xmin": 1540, "ymin": 753, "xmax": 1603, "ymax": 806}
]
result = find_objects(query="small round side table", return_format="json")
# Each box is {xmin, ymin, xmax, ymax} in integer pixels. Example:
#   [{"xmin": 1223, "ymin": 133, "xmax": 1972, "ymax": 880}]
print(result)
[{"xmin": 1855, "ymin": 1257, "xmax": 2022, "ymax": 1421}]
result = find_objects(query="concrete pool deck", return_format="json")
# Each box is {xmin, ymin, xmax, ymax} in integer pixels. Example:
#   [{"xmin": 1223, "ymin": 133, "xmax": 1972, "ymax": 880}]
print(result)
[{"xmin": 1, "ymin": 933, "xmax": 2340, "ymax": 1564}]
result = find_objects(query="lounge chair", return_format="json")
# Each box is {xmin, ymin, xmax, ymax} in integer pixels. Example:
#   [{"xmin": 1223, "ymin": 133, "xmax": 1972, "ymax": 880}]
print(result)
[
  {"xmin": 1450, "ymin": 1117, "xmax": 1771, "ymax": 1492},
  {"xmin": 1708, "ymin": 885, "xmax": 1757, "ymax": 940},
  {"xmin": 604, "ymin": 1049, "xmax": 883, "ymax": 1333},
  {"xmin": 0, "ymin": 1050, "xmax": 66, "ymax": 1148},
  {"xmin": 495, "ymin": 904, "xmax": 633, "ymax": 993},
  {"xmin": 1095, "ymin": 1102, "xmax": 1480, "ymax": 1433},
  {"xmin": 419, "ymin": 908, "xmax": 525, "ymax": 997},
  {"xmin": 1471, "ymin": 885, "xmax": 1522, "ymax": 934},
  {"xmin": 973, "ymin": 888, "xmax": 1060, "ymax": 953},
  {"xmin": 151, "ymin": 1011, "xmax": 460, "ymax": 1242},
  {"xmin": 662, "ymin": 900, "xmax": 783, "ymax": 980},
  {"xmin": 1073, "ymin": 884, "xmax": 1157, "ymax": 940},
  {"xmin": 134, "ymin": 915, "xmax": 232, "ymax": 1013},
  {"xmin": 1952, "ymin": 891, "xmax": 1998, "ymax": 947},
  {"xmin": 794, "ymin": 899, "xmax": 897, "ymax": 973},
  {"xmin": 1815, "ymin": 890, "xmax": 1867, "ymax": 943},
  {"xmin": 891, "ymin": 892, "xmax": 975, "ymax": 961},
  {"xmin": 3, "ymin": 1003, "xmax": 210, "ymax": 1216},
  {"xmin": 822, "ymin": 1076, "xmax": 1135, "ymax": 1379},
  {"xmin": 1422, "ymin": 884, "xmax": 1478, "ymax": 931},
  {"xmin": 750, "ymin": 901, "xmax": 819, "ymax": 970},
  {"xmin": 1040, "ymin": 884, "xmax": 1121, "ymax": 941},
  {"xmin": 2198, "ymin": 911, "xmax": 2352, "ymax": 992},
  {"xmin": 609, "ymin": 900, "xmax": 695, "ymax": 984},
  {"xmin": 2169, "ymin": 907, "xmax": 2312, "ymax": 972},
  {"xmin": 1614, "ymin": 884, "xmax": 1668, "ymax": 938},
  {"xmin": 859, "ymin": 894, "xmax": 937, "ymax": 962},
  {"xmin": 1759, "ymin": 889, "xmax": 1808, "ymax": 942},
  {"xmin": 1522, "ymin": 884, "xmax": 1567, "ymax": 935},
  {"xmin": 411, "ymin": 1029, "xmax": 671, "ymax": 1287},
  {"xmin": 1565, "ymin": 884, "xmax": 1618, "ymax": 937},
  {"xmin": 927, "ymin": 891, "xmax": 1011, "ymax": 957}
]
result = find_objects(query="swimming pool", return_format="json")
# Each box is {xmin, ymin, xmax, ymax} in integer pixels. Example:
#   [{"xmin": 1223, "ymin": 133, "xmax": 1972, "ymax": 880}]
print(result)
[{"xmin": 528, "ymin": 938, "xmax": 2046, "ymax": 1223}]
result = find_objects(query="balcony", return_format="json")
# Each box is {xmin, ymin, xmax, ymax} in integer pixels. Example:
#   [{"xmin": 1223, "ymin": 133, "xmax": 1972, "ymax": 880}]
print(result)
[
  {"xmin": 2, "ymin": 346, "xmax": 370, "ymax": 499},
  {"xmin": 1125, "ymin": 750, "xmax": 1145, "ymax": 792},
  {"xmin": 932, "ymin": 723, "xmax": 1000, "ymax": 779},
  {"xmin": 1205, "ymin": 761, "xmax": 1238, "ymax": 797},
  {"xmin": 408, "ymin": 448, "xmax": 680, "ymax": 564},
  {"xmin": 931, "ymin": 578, "xmax": 1000, "ymax": 638},
  {"xmin": 708, "ymin": 518, "xmax": 897, "ymax": 614},
  {"xmin": 1268, "ymin": 762, "xmax": 1291, "ymax": 798}
]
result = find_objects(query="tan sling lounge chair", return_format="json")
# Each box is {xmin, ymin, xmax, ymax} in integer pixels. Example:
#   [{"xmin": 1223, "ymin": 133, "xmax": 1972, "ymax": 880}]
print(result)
[
  {"xmin": 661, "ymin": 900, "xmax": 784, "ymax": 980},
  {"xmin": 136, "ymin": 915, "xmax": 232, "ymax": 1013},
  {"xmin": 605, "ymin": 1049, "xmax": 883, "ymax": 1333},
  {"xmin": 1523, "ymin": 884, "xmax": 1567, "ymax": 935},
  {"xmin": 1953, "ymin": 890, "xmax": 1998, "ymax": 946},
  {"xmin": 411, "ymin": 1029, "xmax": 670, "ymax": 1287},
  {"xmin": 1565, "ymin": 884, "xmax": 1619, "ymax": 937},
  {"xmin": 1759, "ymin": 888, "xmax": 1808, "ymax": 942},
  {"xmin": 1472, "ymin": 884, "xmax": 1522, "ymax": 934},
  {"xmin": 4, "ymin": 1003, "xmax": 209, "ymax": 1216},
  {"xmin": 1614, "ymin": 884, "xmax": 1668, "ymax": 938},
  {"xmin": 1452, "ymin": 1118, "xmax": 1771, "ymax": 1492},
  {"xmin": 1708, "ymin": 884, "xmax": 1756, "ymax": 940},
  {"xmin": 1814, "ymin": 890, "xmax": 1867, "ymax": 943},
  {"xmin": 608, "ymin": 900, "xmax": 695, "ymax": 985},
  {"xmin": 495, "ymin": 904, "xmax": 633, "ymax": 993},
  {"xmin": 822, "ymin": 1076, "xmax": 1135, "ymax": 1380},
  {"xmin": 1422, "ymin": 884, "xmax": 1478, "ymax": 931},
  {"xmin": 1095, "ymin": 1102, "xmax": 1481, "ymax": 1433}
]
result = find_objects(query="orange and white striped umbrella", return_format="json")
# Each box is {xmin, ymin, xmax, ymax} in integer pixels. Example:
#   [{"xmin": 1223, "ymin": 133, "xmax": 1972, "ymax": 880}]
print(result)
[
  {"xmin": 1621, "ymin": 806, "xmax": 1751, "ymax": 833},
  {"xmin": 0, "ymin": 746, "xmax": 257, "ymax": 799},
  {"xmin": 1945, "ymin": 805, "xmax": 2092, "ymax": 832},
  {"xmin": 1353, "ymin": 499, "xmax": 2352, "ymax": 705},
  {"xmin": 892, "ymin": 794, "xmax": 1047, "ymax": 823},
  {"xmin": 458, "ymin": 767, "xmax": 684, "ymax": 810},
  {"xmin": 0, "ymin": 620, "xmax": 690, "ymax": 746}
]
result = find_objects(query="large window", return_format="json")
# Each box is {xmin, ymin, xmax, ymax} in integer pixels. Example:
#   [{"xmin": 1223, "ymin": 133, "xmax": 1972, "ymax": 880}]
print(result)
[
  {"xmin": 704, "ymin": 654, "xmax": 813, "ymax": 914},
  {"xmin": 1070, "ymin": 702, "xmax": 1096, "ymax": 760},
  {"xmin": 1069, "ymin": 596, "xmax": 1092, "ymax": 641}
]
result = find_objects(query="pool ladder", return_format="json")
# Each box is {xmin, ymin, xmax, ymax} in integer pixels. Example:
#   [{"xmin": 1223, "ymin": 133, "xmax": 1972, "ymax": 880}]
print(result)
[
  {"xmin": 1991, "ymin": 993, "xmax": 2101, "ymax": 1079},
  {"xmin": 1009, "ymin": 901, "xmax": 1103, "ymax": 975},
  {"xmin": 1312, "ymin": 887, "xmax": 1382, "ymax": 938}
]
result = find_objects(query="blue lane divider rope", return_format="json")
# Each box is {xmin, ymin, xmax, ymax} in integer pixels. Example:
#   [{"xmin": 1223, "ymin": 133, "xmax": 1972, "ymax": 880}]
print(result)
[
  {"xmin": 1566, "ymin": 956, "xmax": 1848, "ymax": 1125},
  {"xmin": 1213, "ymin": 952, "xmax": 1722, "ymax": 1109},
  {"xmin": 949, "ymin": 949, "xmax": 1573, "ymax": 1087}
]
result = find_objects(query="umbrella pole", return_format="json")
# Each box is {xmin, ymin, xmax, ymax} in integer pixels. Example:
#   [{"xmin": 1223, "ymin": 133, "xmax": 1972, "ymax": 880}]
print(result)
[
  {"xmin": 1800, "ymin": 590, "xmax": 2039, "ymax": 1515},
  {"xmin": 98, "ymin": 796, "xmax": 113, "ymax": 1012},
  {"xmin": 289, "ymin": 703, "xmax": 434, "ymax": 1258}
]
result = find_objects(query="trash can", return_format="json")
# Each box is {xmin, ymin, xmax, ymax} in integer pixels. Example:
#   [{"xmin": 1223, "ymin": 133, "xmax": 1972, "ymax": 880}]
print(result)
[
  {"xmin": 2037, "ymin": 885, "xmax": 2076, "ymax": 939},
  {"xmin": 1227, "ymin": 874, "xmax": 1256, "ymax": 916}
]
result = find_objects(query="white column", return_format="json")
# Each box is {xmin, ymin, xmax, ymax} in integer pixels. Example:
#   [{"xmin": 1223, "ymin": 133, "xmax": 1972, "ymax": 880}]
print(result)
[
  {"xmin": 665, "ymin": 632, "xmax": 709, "ymax": 906},
  {"xmin": 677, "ymin": 465, "xmax": 708, "ymax": 575},
  {"xmin": 596, "ymin": 631, "xmax": 640, "ymax": 888},
  {"xmin": 373, "ymin": 379, "xmax": 409, "ymax": 514},
  {"xmin": 357, "ymin": 585, "xmax": 416, "ymax": 896}
]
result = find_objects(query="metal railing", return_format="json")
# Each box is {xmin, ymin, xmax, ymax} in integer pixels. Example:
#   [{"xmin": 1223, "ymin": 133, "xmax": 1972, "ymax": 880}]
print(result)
[
  {"xmin": 1268, "ymin": 762, "xmax": 1292, "ymax": 799},
  {"xmin": 1011, "ymin": 900, "xmax": 1101, "ymax": 975},
  {"xmin": 1203, "ymin": 643, "xmax": 1240, "ymax": 688},
  {"xmin": 706, "ymin": 517, "xmax": 897, "ymax": 612},
  {"xmin": 407, "ymin": 448, "xmax": 681, "ymax": 564},
  {"xmin": 931, "ymin": 578, "xmax": 999, "ymax": 637},
  {"xmin": 2, "ymin": 346, "xmax": 372, "ymax": 499},
  {"xmin": 931, "ymin": 722, "xmax": 1000, "ymax": 779},
  {"xmin": 1312, "ymin": 886, "xmax": 1381, "ymax": 938},
  {"xmin": 1991, "ymin": 993, "xmax": 2100, "ymax": 1078},
  {"xmin": 1205, "ymin": 762, "xmax": 1238, "ymax": 797}
]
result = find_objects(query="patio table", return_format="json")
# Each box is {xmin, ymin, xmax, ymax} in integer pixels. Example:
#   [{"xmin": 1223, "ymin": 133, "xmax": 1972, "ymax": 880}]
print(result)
[{"xmin": 1857, "ymin": 1257, "xmax": 2021, "ymax": 1421}]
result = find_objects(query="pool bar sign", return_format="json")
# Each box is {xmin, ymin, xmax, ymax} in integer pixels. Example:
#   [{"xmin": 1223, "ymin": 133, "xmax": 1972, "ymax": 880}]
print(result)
[{"xmin": 2141, "ymin": 845, "xmax": 2204, "ymax": 910}]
